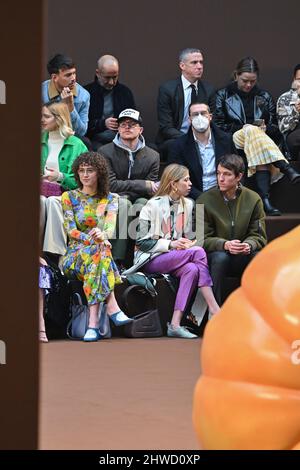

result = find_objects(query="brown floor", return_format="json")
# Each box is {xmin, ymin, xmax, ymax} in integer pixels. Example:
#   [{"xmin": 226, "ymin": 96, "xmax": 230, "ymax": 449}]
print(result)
[{"xmin": 39, "ymin": 337, "xmax": 202, "ymax": 450}]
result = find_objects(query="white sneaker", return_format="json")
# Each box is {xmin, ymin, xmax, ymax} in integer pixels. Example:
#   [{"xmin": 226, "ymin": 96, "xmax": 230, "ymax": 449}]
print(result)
[{"xmin": 167, "ymin": 323, "xmax": 198, "ymax": 339}]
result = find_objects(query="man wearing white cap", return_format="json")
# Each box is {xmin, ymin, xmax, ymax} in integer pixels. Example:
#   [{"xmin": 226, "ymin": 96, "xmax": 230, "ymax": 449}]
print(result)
[{"xmin": 101, "ymin": 108, "xmax": 160, "ymax": 268}]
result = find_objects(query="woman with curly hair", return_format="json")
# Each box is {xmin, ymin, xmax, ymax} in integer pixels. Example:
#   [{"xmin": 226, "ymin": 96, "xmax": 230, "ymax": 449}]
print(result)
[{"xmin": 61, "ymin": 151, "xmax": 132, "ymax": 341}]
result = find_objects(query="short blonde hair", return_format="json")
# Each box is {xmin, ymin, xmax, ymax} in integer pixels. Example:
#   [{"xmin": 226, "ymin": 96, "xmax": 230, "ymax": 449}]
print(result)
[
  {"xmin": 156, "ymin": 163, "xmax": 189, "ymax": 199},
  {"xmin": 43, "ymin": 101, "xmax": 74, "ymax": 138}
]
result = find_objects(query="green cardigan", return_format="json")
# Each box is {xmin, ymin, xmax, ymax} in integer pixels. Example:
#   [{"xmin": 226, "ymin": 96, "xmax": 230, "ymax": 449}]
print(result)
[
  {"xmin": 41, "ymin": 132, "xmax": 87, "ymax": 190},
  {"xmin": 197, "ymin": 186, "xmax": 267, "ymax": 252}
]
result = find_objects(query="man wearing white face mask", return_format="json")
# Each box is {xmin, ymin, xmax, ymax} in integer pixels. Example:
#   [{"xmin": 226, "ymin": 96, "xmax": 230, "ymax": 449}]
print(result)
[{"xmin": 168, "ymin": 103, "xmax": 235, "ymax": 199}]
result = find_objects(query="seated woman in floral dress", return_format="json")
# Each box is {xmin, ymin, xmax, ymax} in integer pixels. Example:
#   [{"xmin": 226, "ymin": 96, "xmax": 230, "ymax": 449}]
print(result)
[{"xmin": 61, "ymin": 152, "xmax": 132, "ymax": 342}]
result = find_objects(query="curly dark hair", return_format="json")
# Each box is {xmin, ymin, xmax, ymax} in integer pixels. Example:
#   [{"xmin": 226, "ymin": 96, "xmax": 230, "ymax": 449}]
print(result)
[{"xmin": 72, "ymin": 152, "xmax": 109, "ymax": 198}]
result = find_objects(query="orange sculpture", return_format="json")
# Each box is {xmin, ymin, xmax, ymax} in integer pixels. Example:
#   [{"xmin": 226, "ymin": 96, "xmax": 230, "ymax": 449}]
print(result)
[{"xmin": 193, "ymin": 226, "xmax": 300, "ymax": 450}]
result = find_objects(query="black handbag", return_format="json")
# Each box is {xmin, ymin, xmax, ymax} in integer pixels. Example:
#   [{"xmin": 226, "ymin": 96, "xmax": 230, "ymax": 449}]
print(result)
[
  {"xmin": 43, "ymin": 257, "xmax": 71, "ymax": 339},
  {"xmin": 122, "ymin": 285, "xmax": 162, "ymax": 338}
]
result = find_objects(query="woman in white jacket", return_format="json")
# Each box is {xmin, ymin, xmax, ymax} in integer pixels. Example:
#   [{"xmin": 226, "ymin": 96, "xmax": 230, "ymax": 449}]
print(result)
[{"xmin": 135, "ymin": 164, "xmax": 220, "ymax": 338}]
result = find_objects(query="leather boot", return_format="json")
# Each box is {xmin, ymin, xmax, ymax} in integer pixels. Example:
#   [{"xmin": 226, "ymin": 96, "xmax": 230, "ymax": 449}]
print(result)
[
  {"xmin": 262, "ymin": 197, "xmax": 281, "ymax": 216},
  {"xmin": 273, "ymin": 161, "xmax": 300, "ymax": 184},
  {"xmin": 255, "ymin": 170, "xmax": 281, "ymax": 216},
  {"xmin": 283, "ymin": 166, "xmax": 300, "ymax": 184}
]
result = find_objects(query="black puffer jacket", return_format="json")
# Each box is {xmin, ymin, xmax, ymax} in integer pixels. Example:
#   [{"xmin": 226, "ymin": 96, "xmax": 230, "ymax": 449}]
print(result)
[{"xmin": 214, "ymin": 83, "xmax": 280, "ymax": 141}]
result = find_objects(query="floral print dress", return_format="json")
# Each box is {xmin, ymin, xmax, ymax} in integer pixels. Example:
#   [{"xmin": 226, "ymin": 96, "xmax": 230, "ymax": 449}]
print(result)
[{"xmin": 61, "ymin": 190, "xmax": 122, "ymax": 305}]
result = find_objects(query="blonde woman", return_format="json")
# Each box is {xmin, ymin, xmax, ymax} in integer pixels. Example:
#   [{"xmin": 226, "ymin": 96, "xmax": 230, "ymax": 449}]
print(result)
[
  {"xmin": 40, "ymin": 101, "xmax": 87, "ymax": 255},
  {"xmin": 133, "ymin": 164, "xmax": 220, "ymax": 339}
]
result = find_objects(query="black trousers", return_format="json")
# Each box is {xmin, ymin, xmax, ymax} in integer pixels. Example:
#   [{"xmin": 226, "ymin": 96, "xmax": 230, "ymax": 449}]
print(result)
[{"xmin": 208, "ymin": 251, "xmax": 258, "ymax": 305}]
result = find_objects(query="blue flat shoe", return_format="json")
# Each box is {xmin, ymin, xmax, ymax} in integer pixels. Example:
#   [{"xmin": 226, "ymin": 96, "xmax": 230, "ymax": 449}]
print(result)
[
  {"xmin": 110, "ymin": 311, "xmax": 133, "ymax": 326},
  {"xmin": 83, "ymin": 328, "xmax": 101, "ymax": 342}
]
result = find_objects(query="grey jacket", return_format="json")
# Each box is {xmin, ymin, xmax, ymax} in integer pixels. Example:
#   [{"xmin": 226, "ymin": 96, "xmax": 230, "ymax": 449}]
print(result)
[{"xmin": 101, "ymin": 135, "xmax": 160, "ymax": 202}]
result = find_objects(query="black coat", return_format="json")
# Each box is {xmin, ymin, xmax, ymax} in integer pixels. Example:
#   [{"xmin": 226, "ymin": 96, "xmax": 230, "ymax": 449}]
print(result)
[
  {"xmin": 84, "ymin": 78, "xmax": 136, "ymax": 138},
  {"xmin": 214, "ymin": 83, "xmax": 280, "ymax": 141},
  {"xmin": 168, "ymin": 123, "xmax": 235, "ymax": 200},
  {"xmin": 156, "ymin": 77, "xmax": 215, "ymax": 144}
]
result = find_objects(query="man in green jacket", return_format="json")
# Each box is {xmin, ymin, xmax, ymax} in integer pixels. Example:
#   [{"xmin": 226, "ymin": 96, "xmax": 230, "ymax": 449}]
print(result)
[{"xmin": 197, "ymin": 154, "xmax": 267, "ymax": 304}]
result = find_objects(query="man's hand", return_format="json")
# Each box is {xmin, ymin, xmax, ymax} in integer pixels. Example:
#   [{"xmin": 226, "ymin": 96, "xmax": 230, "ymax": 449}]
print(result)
[
  {"xmin": 61, "ymin": 87, "xmax": 74, "ymax": 112},
  {"xmin": 224, "ymin": 239, "xmax": 251, "ymax": 255},
  {"xmin": 241, "ymin": 242, "xmax": 251, "ymax": 255},
  {"xmin": 105, "ymin": 117, "xmax": 118, "ymax": 131},
  {"xmin": 295, "ymin": 101, "xmax": 300, "ymax": 113}
]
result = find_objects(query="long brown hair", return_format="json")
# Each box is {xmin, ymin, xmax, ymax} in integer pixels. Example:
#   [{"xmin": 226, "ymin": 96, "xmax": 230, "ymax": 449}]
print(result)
[{"xmin": 156, "ymin": 163, "xmax": 189, "ymax": 203}]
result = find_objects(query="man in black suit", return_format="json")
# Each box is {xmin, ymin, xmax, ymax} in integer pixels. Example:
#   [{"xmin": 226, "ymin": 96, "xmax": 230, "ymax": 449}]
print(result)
[
  {"xmin": 85, "ymin": 55, "xmax": 136, "ymax": 149},
  {"xmin": 156, "ymin": 48, "xmax": 215, "ymax": 159},
  {"xmin": 168, "ymin": 102, "xmax": 235, "ymax": 200}
]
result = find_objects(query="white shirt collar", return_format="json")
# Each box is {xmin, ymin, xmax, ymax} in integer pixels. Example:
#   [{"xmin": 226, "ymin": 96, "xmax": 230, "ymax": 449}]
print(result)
[
  {"xmin": 193, "ymin": 130, "xmax": 212, "ymax": 145},
  {"xmin": 181, "ymin": 74, "xmax": 198, "ymax": 91}
]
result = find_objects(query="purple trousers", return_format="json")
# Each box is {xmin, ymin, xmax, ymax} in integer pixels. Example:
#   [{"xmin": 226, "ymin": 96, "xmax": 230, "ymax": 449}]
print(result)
[{"xmin": 144, "ymin": 247, "xmax": 212, "ymax": 312}]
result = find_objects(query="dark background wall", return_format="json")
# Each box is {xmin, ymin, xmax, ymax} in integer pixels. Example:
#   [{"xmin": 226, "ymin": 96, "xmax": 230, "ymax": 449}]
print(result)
[
  {"xmin": 46, "ymin": 0, "xmax": 300, "ymax": 142},
  {"xmin": 0, "ymin": 0, "xmax": 296, "ymax": 450}
]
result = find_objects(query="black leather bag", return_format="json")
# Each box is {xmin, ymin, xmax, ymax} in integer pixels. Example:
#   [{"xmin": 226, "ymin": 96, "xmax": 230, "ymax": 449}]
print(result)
[
  {"xmin": 122, "ymin": 285, "xmax": 162, "ymax": 338},
  {"xmin": 43, "ymin": 257, "xmax": 71, "ymax": 339},
  {"xmin": 124, "ymin": 310, "xmax": 162, "ymax": 338}
]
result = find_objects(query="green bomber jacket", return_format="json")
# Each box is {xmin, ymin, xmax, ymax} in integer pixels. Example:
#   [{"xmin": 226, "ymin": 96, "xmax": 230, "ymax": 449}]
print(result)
[{"xmin": 196, "ymin": 186, "xmax": 267, "ymax": 253}]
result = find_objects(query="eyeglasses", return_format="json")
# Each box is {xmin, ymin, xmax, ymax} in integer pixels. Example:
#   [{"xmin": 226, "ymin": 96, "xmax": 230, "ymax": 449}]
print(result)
[
  {"xmin": 78, "ymin": 168, "xmax": 96, "ymax": 175},
  {"xmin": 119, "ymin": 121, "xmax": 140, "ymax": 129}
]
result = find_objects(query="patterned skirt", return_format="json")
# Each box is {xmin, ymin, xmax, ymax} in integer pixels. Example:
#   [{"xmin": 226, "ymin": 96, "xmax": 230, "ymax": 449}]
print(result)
[
  {"xmin": 233, "ymin": 125, "xmax": 287, "ymax": 179},
  {"xmin": 61, "ymin": 242, "xmax": 122, "ymax": 305}
]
